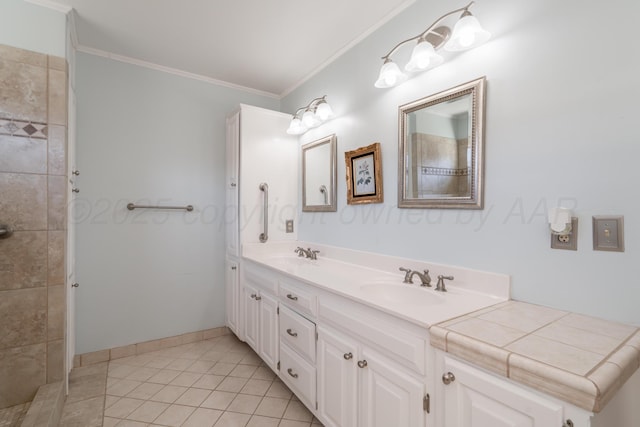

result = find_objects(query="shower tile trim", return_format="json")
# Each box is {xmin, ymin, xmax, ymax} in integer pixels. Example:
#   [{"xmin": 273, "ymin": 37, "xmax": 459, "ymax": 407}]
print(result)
[{"xmin": 75, "ymin": 326, "xmax": 231, "ymax": 368}]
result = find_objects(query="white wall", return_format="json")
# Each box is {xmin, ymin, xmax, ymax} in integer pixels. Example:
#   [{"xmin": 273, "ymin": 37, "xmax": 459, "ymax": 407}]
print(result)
[
  {"xmin": 282, "ymin": 0, "xmax": 640, "ymax": 325},
  {"xmin": 75, "ymin": 53, "xmax": 279, "ymax": 353},
  {"xmin": 0, "ymin": 0, "xmax": 66, "ymax": 57}
]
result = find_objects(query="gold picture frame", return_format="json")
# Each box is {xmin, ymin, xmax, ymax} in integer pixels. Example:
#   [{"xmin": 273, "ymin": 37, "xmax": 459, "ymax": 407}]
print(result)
[{"xmin": 345, "ymin": 142, "xmax": 383, "ymax": 205}]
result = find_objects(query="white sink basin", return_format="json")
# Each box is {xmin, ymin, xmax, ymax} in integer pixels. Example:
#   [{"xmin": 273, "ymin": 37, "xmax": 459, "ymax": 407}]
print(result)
[{"xmin": 360, "ymin": 283, "xmax": 445, "ymax": 306}]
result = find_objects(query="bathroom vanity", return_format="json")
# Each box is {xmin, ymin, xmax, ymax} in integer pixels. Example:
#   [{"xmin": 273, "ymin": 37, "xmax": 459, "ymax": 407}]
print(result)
[{"xmin": 225, "ymin": 241, "xmax": 639, "ymax": 427}]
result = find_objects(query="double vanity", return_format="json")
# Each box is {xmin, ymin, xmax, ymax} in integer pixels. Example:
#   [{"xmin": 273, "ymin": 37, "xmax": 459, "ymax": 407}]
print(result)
[{"xmin": 225, "ymin": 241, "xmax": 640, "ymax": 427}]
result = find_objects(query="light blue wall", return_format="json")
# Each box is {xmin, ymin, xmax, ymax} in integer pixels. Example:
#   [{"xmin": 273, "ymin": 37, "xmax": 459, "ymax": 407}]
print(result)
[
  {"xmin": 283, "ymin": 0, "xmax": 640, "ymax": 325},
  {"xmin": 0, "ymin": 0, "xmax": 66, "ymax": 56},
  {"xmin": 75, "ymin": 53, "xmax": 279, "ymax": 353}
]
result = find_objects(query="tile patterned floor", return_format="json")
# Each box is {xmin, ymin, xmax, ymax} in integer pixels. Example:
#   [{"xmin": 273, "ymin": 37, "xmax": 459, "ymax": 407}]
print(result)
[
  {"xmin": 0, "ymin": 402, "xmax": 29, "ymax": 426},
  {"xmin": 59, "ymin": 333, "xmax": 324, "ymax": 427}
]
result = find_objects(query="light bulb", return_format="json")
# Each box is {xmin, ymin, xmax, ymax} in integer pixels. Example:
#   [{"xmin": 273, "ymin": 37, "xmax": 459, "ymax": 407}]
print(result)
[
  {"xmin": 405, "ymin": 40, "xmax": 443, "ymax": 72},
  {"xmin": 444, "ymin": 13, "xmax": 490, "ymax": 52},
  {"xmin": 286, "ymin": 117, "xmax": 307, "ymax": 135},
  {"xmin": 315, "ymin": 102, "xmax": 334, "ymax": 121},
  {"xmin": 302, "ymin": 110, "xmax": 321, "ymax": 128},
  {"xmin": 374, "ymin": 60, "xmax": 407, "ymax": 88}
]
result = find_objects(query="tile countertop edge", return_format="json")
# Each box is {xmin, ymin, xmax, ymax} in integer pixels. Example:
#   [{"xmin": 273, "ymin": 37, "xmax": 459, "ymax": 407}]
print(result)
[{"xmin": 429, "ymin": 327, "xmax": 640, "ymax": 413}]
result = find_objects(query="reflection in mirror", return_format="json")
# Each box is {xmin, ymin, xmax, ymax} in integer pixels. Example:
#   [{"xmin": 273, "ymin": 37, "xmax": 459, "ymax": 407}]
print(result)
[
  {"xmin": 399, "ymin": 77, "xmax": 486, "ymax": 209},
  {"xmin": 302, "ymin": 134, "xmax": 337, "ymax": 212}
]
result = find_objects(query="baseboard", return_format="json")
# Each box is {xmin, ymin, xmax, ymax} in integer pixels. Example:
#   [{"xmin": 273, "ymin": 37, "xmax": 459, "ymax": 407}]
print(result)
[{"xmin": 73, "ymin": 326, "xmax": 231, "ymax": 368}]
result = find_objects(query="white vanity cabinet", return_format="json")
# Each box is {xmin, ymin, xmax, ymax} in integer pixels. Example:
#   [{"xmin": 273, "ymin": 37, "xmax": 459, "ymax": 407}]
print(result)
[
  {"xmin": 241, "ymin": 262, "xmax": 279, "ymax": 372},
  {"xmin": 317, "ymin": 295, "xmax": 428, "ymax": 427},
  {"xmin": 225, "ymin": 257, "xmax": 240, "ymax": 337},
  {"xmin": 434, "ymin": 352, "xmax": 592, "ymax": 427}
]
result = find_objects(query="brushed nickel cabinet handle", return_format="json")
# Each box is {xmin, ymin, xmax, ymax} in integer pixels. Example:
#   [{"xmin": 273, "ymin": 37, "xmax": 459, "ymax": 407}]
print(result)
[
  {"xmin": 357, "ymin": 360, "xmax": 368, "ymax": 368},
  {"xmin": 286, "ymin": 294, "xmax": 298, "ymax": 301},
  {"xmin": 442, "ymin": 372, "xmax": 456, "ymax": 385},
  {"xmin": 287, "ymin": 368, "xmax": 298, "ymax": 378},
  {"xmin": 343, "ymin": 352, "xmax": 353, "ymax": 360},
  {"xmin": 286, "ymin": 329, "xmax": 298, "ymax": 337}
]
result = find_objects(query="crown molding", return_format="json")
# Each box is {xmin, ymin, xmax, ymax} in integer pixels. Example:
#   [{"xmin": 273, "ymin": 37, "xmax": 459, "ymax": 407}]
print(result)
[
  {"xmin": 23, "ymin": 0, "xmax": 72, "ymax": 14},
  {"xmin": 76, "ymin": 45, "xmax": 280, "ymax": 99}
]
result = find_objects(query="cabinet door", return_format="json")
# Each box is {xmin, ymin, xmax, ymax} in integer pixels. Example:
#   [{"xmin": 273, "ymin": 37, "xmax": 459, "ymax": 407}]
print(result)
[
  {"xmin": 359, "ymin": 347, "xmax": 425, "ymax": 427},
  {"xmin": 442, "ymin": 356, "xmax": 563, "ymax": 427},
  {"xmin": 225, "ymin": 259, "xmax": 240, "ymax": 337},
  {"xmin": 243, "ymin": 284, "xmax": 259, "ymax": 351},
  {"xmin": 259, "ymin": 293, "xmax": 279, "ymax": 371},
  {"xmin": 317, "ymin": 326, "xmax": 358, "ymax": 427}
]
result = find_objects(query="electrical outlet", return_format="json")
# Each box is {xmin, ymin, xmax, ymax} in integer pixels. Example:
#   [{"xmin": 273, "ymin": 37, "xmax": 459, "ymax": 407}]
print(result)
[
  {"xmin": 285, "ymin": 219, "xmax": 294, "ymax": 233},
  {"xmin": 550, "ymin": 217, "xmax": 578, "ymax": 250}
]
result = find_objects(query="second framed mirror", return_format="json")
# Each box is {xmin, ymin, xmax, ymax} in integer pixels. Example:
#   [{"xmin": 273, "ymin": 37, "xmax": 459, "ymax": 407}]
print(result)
[{"xmin": 302, "ymin": 134, "xmax": 337, "ymax": 212}]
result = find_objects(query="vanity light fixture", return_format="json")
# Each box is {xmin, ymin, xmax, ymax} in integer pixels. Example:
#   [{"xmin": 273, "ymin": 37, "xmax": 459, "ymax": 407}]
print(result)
[
  {"xmin": 374, "ymin": 1, "xmax": 490, "ymax": 88},
  {"xmin": 286, "ymin": 96, "xmax": 334, "ymax": 135}
]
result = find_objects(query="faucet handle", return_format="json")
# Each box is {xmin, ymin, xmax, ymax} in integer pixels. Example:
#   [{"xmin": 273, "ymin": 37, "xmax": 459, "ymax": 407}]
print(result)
[
  {"xmin": 294, "ymin": 247, "xmax": 305, "ymax": 257},
  {"xmin": 399, "ymin": 267, "xmax": 412, "ymax": 283},
  {"xmin": 420, "ymin": 269, "xmax": 431, "ymax": 287},
  {"xmin": 436, "ymin": 275, "xmax": 454, "ymax": 292},
  {"xmin": 310, "ymin": 250, "xmax": 320, "ymax": 260}
]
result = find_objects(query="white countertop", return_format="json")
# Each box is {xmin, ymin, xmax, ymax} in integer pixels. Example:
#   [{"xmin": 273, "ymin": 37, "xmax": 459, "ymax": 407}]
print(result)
[{"xmin": 242, "ymin": 241, "xmax": 509, "ymax": 328}]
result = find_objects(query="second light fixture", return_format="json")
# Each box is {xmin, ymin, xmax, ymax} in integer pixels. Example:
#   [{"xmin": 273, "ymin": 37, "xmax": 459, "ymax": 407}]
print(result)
[{"xmin": 286, "ymin": 96, "xmax": 334, "ymax": 135}]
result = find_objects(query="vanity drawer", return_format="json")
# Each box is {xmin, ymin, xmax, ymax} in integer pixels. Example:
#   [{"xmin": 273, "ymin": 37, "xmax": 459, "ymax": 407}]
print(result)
[
  {"xmin": 280, "ymin": 343, "xmax": 316, "ymax": 407},
  {"xmin": 279, "ymin": 279, "xmax": 317, "ymax": 317},
  {"xmin": 279, "ymin": 305, "xmax": 316, "ymax": 363},
  {"xmin": 243, "ymin": 262, "xmax": 278, "ymax": 295}
]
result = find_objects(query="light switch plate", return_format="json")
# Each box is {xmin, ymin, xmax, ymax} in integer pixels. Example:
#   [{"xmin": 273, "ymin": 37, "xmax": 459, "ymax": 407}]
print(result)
[
  {"xmin": 285, "ymin": 219, "xmax": 294, "ymax": 233},
  {"xmin": 592, "ymin": 216, "xmax": 624, "ymax": 252}
]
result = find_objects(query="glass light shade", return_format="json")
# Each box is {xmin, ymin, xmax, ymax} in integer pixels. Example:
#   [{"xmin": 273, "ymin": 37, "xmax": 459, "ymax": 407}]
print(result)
[
  {"xmin": 286, "ymin": 117, "xmax": 308, "ymax": 135},
  {"xmin": 404, "ymin": 41, "xmax": 444, "ymax": 72},
  {"xmin": 315, "ymin": 102, "xmax": 334, "ymax": 121},
  {"xmin": 374, "ymin": 60, "xmax": 407, "ymax": 88},
  {"xmin": 302, "ymin": 110, "xmax": 321, "ymax": 128},
  {"xmin": 444, "ymin": 14, "xmax": 491, "ymax": 52}
]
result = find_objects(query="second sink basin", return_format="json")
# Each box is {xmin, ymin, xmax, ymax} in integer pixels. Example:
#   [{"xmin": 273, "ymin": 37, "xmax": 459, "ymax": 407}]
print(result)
[{"xmin": 360, "ymin": 283, "xmax": 445, "ymax": 306}]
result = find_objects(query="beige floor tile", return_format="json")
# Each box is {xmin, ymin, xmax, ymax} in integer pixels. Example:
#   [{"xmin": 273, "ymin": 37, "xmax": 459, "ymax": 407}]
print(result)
[
  {"xmin": 103, "ymin": 397, "xmax": 144, "ymax": 419},
  {"xmin": 240, "ymin": 378, "xmax": 272, "ymax": 396},
  {"xmin": 145, "ymin": 357, "xmax": 174, "ymax": 369},
  {"xmin": 147, "ymin": 369, "xmax": 181, "ymax": 384},
  {"xmin": 116, "ymin": 420, "xmax": 148, "ymax": 426},
  {"xmin": 107, "ymin": 379, "xmax": 143, "ymax": 397},
  {"xmin": 170, "ymin": 371, "xmax": 203, "ymax": 387},
  {"xmin": 200, "ymin": 350, "xmax": 226, "ymax": 361},
  {"xmin": 229, "ymin": 364, "xmax": 258, "ymax": 379},
  {"xmin": 165, "ymin": 358, "xmax": 195, "ymax": 371},
  {"xmin": 266, "ymin": 382, "xmax": 293, "ymax": 399},
  {"xmin": 251, "ymin": 366, "xmax": 276, "ymax": 381},
  {"xmin": 213, "ymin": 411, "xmax": 251, "ymax": 427},
  {"xmin": 254, "ymin": 397, "xmax": 289, "ymax": 418},
  {"xmin": 174, "ymin": 387, "xmax": 211, "ymax": 406},
  {"xmin": 59, "ymin": 396, "xmax": 104, "ymax": 427},
  {"xmin": 126, "ymin": 366, "xmax": 161, "ymax": 382},
  {"xmin": 210, "ymin": 362, "xmax": 237, "ymax": 376},
  {"xmin": 109, "ymin": 364, "xmax": 139, "ymax": 379},
  {"xmin": 239, "ymin": 352, "xmax": 263, "ymax": 366},
  {"xmin": 126, "ymin": 400, "xmax": 169, "ymax": 423},
  {"xmin": 246, "ymin": 415, "xmax": 280, "ymax": 427},
  {"xmin": 150, "ymin": 385, "xmax": 188, "ymax": 404},
  {"xmin": 102, "ymin": 416, "xmax": 120, "ymax": 427},
  {"xmin": 220, "ymin": 352, "xmax": 245, "ymax": 364},
  {"xmin": 278, "ymin": 420, "xmax": 310, "ymax": 427},
  {"xmin": 186, "ymin": 359, "xmax": 216, "ymax": 373},
  {"xmin": 105, "ymin": 395, "xmax": 120, "ymax": 409},
  {"xmin": 226, "ymin": 394, "xmax": 262, "ymax": 414},
  {"xmin": 192, "ymin": 374, "xmax": 225, "ymax": 390},
  {"xmin": 217, "ymin": 377, "xmax": 249, "ymax": 393},
  {"xmin": 201, "ymin": 391, "xmax": 237, "ymax": 410},
  {"xmin": 283, "ymin": 400, "xmax": 313, "ymax": 422},
  {"xmin": 182, "ymin": 407, "xmax": 223, "ymax": 427},
  {"xmin": 153, "ymin": 404, "xmax": 195, "ymax": 426},
  {"xmin": 127, "ymin": 382, "xmax": 165, "ymax": 400}
]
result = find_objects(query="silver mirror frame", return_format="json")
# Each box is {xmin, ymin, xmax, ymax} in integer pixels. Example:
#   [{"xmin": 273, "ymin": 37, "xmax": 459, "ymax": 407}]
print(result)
[
  {"xmin": 398, "ymin": 76, "xmax": 486, "ymax": 209},
  {"xmin": 302, "ymin": 134, "xmax": 337, "ymax": 212}
]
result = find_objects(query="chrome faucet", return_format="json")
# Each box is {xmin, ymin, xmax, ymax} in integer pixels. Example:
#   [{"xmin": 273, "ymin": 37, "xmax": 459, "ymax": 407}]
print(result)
[
  {"xmin": 399, "ymin": 267, "xmax": 431, "ymax": 286},
  {"xmin": 294, "ymin": 247, "xmax": 320, "ymax": 260},
  {"xmin": 410, "ymin": 270, "xmax": 431, "ymax": 287},
  {"xmin": 435, "ymin": 275, "xmax": 454, "ymax": 292}
]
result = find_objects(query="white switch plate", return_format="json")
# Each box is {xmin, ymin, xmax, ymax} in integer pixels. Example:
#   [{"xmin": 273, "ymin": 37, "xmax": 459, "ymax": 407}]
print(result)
[{"xmin": 592, "ymin": 216, "xmax": 624, "ymax": 252}]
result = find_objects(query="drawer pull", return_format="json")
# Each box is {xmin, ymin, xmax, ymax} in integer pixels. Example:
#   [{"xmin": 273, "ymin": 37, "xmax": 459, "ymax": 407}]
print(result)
[
  {"xmin": 442, "ymin": 372, "xmax": 456, "ymax": 385},
  {"xmin": 286, "ymin": 294, "xmax": 298, "ymax": 301},
  {"xmin": 286, "ymin": 328, "xmax": 298, "ymax": 337},
  {"xmin": 343, "ymin": 352, "xmax": 353, "ymax": 360},
  {"xmin": 287, "ymin": 368, "xmax": 298, "ymax": 379},
  {"xmin": 357, "ymin": 360, "xmax": 368, "ymax": 368},
  {"xmin": 250, "ymin": 293, "xmax": 262, "ymax": 301},
  {"xmin": 250, "ymin": 293, "xmax": 257, "ymax": 299}
]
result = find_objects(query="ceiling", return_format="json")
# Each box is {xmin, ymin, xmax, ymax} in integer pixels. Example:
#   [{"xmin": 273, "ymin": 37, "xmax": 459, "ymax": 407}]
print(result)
[{"xmin": 36, "ymin": 0, "xmax": 415, "ymax": 97}]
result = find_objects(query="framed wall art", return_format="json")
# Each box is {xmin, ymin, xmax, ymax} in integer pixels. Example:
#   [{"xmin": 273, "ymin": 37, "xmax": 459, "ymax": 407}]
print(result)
[{"xmin": 345, "ymin": 142, "xmax": 383, "ymax": 205}]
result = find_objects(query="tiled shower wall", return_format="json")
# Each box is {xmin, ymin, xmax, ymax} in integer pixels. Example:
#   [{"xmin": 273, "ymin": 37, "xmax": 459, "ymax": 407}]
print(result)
[{"xmin": 0, "ymin": 43, "xmax": 68, "ymax": 408}]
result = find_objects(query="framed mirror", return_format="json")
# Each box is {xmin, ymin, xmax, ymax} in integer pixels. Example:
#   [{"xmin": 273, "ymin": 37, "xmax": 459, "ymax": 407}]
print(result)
[
  {"xmin": 398, "ymin": 76, "xmax": 486, "ymax": 209},
  {"xmin": 302, "ymin": 134, "xmax": 337, "ymax": 212}
]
